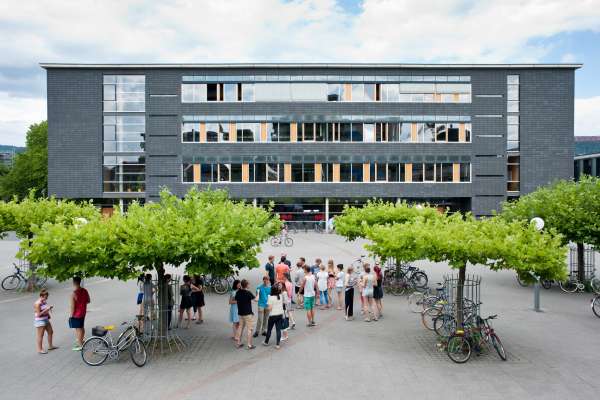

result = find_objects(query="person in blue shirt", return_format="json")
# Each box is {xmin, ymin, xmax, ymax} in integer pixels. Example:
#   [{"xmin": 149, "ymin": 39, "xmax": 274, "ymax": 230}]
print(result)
[
  {"xmin": 253, "ymin": 276, "xmax": 271, "ymax": 337},
  {"xmin": 265, "ymin": 255, "xmax": 275, "ymax": 286}
]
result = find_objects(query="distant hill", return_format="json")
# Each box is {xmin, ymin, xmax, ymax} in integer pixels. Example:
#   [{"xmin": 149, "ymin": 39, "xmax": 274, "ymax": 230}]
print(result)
[
  {"xmin": 575, "ymin": 136, "xmax": 600, "ymax": 157},
  {"xmin": 0, "ymin": 145, "xmax": 25, "ymax": 153}
]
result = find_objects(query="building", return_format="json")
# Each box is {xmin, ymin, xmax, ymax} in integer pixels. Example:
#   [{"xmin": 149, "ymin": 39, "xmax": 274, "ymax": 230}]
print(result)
[
  {"xmin": 0, "ymin": 151, "xmax": 15, "ymax": 167},
  {"xmin": 574, "ymin": 136, "xmax": 600, "ymax": 180},
  {"xmin": 41, "ymin": 63, "xmax": 578, "ymax": 221}
]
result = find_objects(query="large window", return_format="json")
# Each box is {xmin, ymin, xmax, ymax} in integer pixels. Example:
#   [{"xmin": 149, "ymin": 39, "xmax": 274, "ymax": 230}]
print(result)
[
  {"xmin": 182, "ymin": 163, "xmax": 244, "ymax": 183},
  {"xmin": 182, "ymin": 83, "xmax": 254, "ymax": 103},
  {"xmin": 436, "ymin": 163, "xmax": 454, "ymax": 182},
  {"xmin": 103, "ymin": 155, "xmax": 145, "ymax": 192},
  {"xmin": 291, "ymin": 164, "xmax": 315, "ymax": 182},
  {"xmin": 236, "ymin": 123, "xmax": 260, "ymax": 142},
  {"xmin": 103, "ymin": 116, "xmax": 145, "ymax": 152},
  {"xmin": 340, "ymin": 163, "xmax": 363, "ymax": 182},
  {"xmin": 104, "ymin": 75, "xmax": 145, "ymax": 112},
  {"xmin": 268, "ymin": 123, "xmax": 291, "ymax": 142},
  {"xmin": 507, "ymin": 156, "xmax": 520, "ymax": 191},
  {"xmin": 182, "ymin": 122, "xmax": 200, "ymax": 142}
]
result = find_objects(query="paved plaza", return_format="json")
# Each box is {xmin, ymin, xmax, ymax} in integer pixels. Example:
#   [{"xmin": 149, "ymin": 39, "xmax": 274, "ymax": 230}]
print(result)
[{"xmin": 0, "ymin": 233, "xmax": 598, "ymax": 400}]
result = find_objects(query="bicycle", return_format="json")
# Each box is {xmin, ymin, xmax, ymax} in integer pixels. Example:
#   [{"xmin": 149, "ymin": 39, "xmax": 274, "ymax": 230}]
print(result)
[
  {"xmin": 386, "ymin": 263, "xmax": 428, "ymax": 296},
  {"xmin": 313, "ymin": 221, "xmax": 324, "ymax": 233},
  {"xmin": 408, "ymin": 283, "xmax": 444, "ymax": 313},
  {"xmin": 446, "ymin": 315, "xmax": 506, "ymax": 363},
  {"xmin": 203, "ymin": 275, "xmax": 232, "ymax": 295},
  {"xmin": 559, "ymin": 274, "xmax": 586, "ymax": 293},
  {"xmin": 516, "ymin": 274, "xmax": 553, "ymax": 290},
  {"xmin": 2, "ymin": 263, "xmax": 47, "ymax": 291},
  {"xmin": 270, "ymin": 232, "xmax": 294, "ymax": 247},
  {"xmin": 591, "ymin": 295, "xmax": 600, "ymax": 318},
  {"xmin": 81, "ymin": 321, "xmax": 147, "ymax": 367}
]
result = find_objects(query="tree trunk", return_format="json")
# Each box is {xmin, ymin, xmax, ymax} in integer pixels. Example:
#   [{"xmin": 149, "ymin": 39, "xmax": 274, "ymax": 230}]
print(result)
[
  {"xmin": 156, "ymin": 265, "xmax": 169, "ymax": 340},
  {"xmin": 456, "ymin": 265, "xmax": 466, "ymax": 327},
  {"xmin": 577, "ymin": 242, "xmax": 585, "ymax": 283}
]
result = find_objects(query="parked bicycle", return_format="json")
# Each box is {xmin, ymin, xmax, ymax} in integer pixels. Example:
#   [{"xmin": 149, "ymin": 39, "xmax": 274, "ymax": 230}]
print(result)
[
  {"xmin": 1, "ymin": 263, "xmax": 47, "ymax": 291},
  {"xmin": 270, "ymin": 232, "xmax": 294, "ymax": 247},
  {"xmin": 446, "ymin": 314, "xmax": 506, "ymax": 363},
  {"xmin": 591, "ymin": 295, "xmax": 600, "ymax": 318},
  {"xmin": 516, "ymin": 274, "xmax": 553, "ymax": 290},
  {"xmin": 384, "ymin": 263, "xmax": 428, "ymax": 295},
  {"xmin": 202, "ymin": 274, "xmax": 232, "ymax": 295},
  {"xmin": 81, "ymin": 321, "xmax": 147, "ymax": 367}
]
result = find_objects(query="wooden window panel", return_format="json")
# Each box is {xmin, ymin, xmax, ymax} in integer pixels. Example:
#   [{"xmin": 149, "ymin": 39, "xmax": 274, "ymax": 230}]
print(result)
[
  {"xmin": 363, "ymin": 163, "xmax": 370, "ymax": 182},
  {"xmin": 260, "ymin": 122, "xmax": 268, "ymax": 142},
  {"xmin": 404, "ymin": 164, "xmax": 412, "ymax": 182},
  {"xmin": 199, "ymin": 122, "xmax": 207, "ymax": 143},
  {"xmin": 453, "ymin": 93, "xmax": 460, "ymax": 102},
  {"xmin": 284, "ymin": 164, "xmax": 292, "ymax": 182},
  {"xmin": 459, "ymin": 124, "xmax": 466, "ymax": 142},
  {"xmin": 229, "ymin": 123, "xmax": 236, "ymax": 142},
  {"xmin": 290, "ymin": 123, "xmax": 298, "ymax": 142},
  {"xmin": 332, "ymin": 163, "xmax": 340, "ymax": 182},
  {"xmin": 343, "ymin": 83, "xmax": 352, "ymax": 101},
  {"xmin": 410, "ymin": 123, "xmax": 417, "ymax": 142},
  {"xmin": 242, "ymin": 163, "xmax": 249, "ymax": 182},
  {"xmin": 193, "ymin": 164, "xmax": 201, "ymax": 183},
  {"xmin": 314, "ymin": 163, "xmax": 322, "ymax": 182},
  {"xmin": 453, "ymin": 163, "xmax": 460, "ymax": 182}
]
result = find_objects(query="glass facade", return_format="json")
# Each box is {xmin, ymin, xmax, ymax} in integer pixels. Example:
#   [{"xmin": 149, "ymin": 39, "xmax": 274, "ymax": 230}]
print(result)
[
  {"xmin": 506, "ymin": 75, "xmax": 520, "ymax": 193},
  {"xmin": 103, "ymin": 75, "xmax": 146, "ymax": 193}
]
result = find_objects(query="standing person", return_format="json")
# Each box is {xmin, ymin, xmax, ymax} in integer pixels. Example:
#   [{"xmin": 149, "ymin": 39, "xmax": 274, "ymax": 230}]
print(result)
[
  {"xmin": 142, "ymin": 273, "xmax": 154, "ymax": 336},
  {"xmin": 69, "ymin": 277, "xmax": 90, "ymax": 351},
  {"xmin": 344, "ymin": 266, "xmax": 357, "ymax": 320},
  {"xmin": 228, "ymin": 279, "xmax": 241, "ymax": 340},
  {"xmin": 302, "ymin": 265, "xmax": 317, "ymax": 326},
  {"xmin": 191, "ymin": 275, "xmax": 205, "ymax": 324},
  {"xmin": 275, "ymin": 258, "xmax": 290, "ymax": 283},
  {"xmin": 234, "ymin": 279, "xmax": 256, "ymax": 349},
  {"xmin": 326, "ymin": 259, "xmax": 336, "ymax": 306},
  {"xmin": 164, "ymin": 274, "xmax": 174, "ymax": 330},
  {"xmin": 361, "ymin": 264, "xmax": 378, "ymax": 322},
  {"xmin": 335, "ymin": 264, "xmax": 345, "ymax": 311},
  {"xmin": 263, "ymin": 285, "xmax": 284, "ymax": 349},
  {"xmin": 178, "ymin": 275, "xmax": 193, "ymax": 329},
  {"xmin": 265, "ymin": 255, "xmax": 276, "ymax": 286},
  {"xmin": 316, "ymin": 265, "xmax": 329, "ymax": 309},
  {"xmin": 281, "ymin": 253, "xmax": 292, "ymax": 268},
  {"xmin": 253, "ymin": 276, "xmax": 271, "ymax": 338},
  {"xmin": 373, "ymin": 264, "xmax": 384, "ymax": 318},
  {"xmin": 294, "ymin": 261, "xmax": 305, "ymax": 309},
  {"xmin": 34, "ymin": 289, "xmax": 57, "ymax": 354},
  {"xmin": 311, "ymin": 258, "xmax": 322, "ymax": 305},
  {"xmin": 283, "ymin": 274, "xmax": 296, "ymax": 330}
]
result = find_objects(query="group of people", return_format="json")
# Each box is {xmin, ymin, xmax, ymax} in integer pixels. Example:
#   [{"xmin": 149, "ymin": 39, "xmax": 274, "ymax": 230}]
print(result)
[{"xmin": 227, "ymin": 254, "xmax": 385, "ymax": 350}]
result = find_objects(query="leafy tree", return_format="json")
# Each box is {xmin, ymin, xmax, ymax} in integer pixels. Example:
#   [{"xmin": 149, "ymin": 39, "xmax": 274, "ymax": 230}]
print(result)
[
  {"xmin": 501, "ymin": 176, "xmax": 600, "ymax": 283},
  {"xmin": 0, "ymin": 121, "xmax": 47, "ymax": 200},
  {"xmin": 24, "ymin": 188, "xmax": 281, "ymax": 332},
  {"xmin": 335, "ymin": 199, "xmax": 443, "ymax": 241},
  {"xmin": 366, "ymin": 213, "xmax": 567, "ymax": 323}
]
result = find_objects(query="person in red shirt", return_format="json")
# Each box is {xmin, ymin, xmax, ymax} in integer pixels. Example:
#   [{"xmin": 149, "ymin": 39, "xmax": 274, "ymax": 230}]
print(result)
[
  {"xmin": 69, "ymin": 277, "xmax": 90, "ymax": 351},
  {"xmin": 275, "ymin": 259, "xmax": 290, "ymax": 283}
]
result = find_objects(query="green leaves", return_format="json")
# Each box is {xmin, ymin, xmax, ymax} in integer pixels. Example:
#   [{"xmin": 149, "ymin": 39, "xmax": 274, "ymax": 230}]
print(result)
[{"xmin": 23, "ymin": 187, "xmax": 281, "ymax": 281}]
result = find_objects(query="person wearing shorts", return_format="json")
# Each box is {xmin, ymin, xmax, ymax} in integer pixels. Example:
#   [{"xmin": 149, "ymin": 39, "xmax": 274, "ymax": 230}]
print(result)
[
  {"xmin": 361, "ymin": 264, "xmax": 378, "ymax": 322},
  {"xmin": 34, "ymin": 289, "xmax": 57, "ymax": 354},
  {"xmin": 69, "ymin": 276, "xmax": 90, "ymax": 351},
  {"xmin": 302, "ymin": 266, "xmax": 317, "ymax": 326}
]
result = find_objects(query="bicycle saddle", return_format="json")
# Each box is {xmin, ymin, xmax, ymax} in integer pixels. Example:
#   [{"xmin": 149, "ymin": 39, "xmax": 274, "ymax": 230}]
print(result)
[{"xmin": 92, "ymin": 326, "xmax": 108, "ymax": 336}]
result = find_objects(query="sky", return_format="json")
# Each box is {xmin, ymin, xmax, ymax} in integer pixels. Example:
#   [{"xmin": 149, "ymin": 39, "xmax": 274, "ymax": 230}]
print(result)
[{"xmin": 0, "ymin": 0, "xmax": 599, "ymax": 146}]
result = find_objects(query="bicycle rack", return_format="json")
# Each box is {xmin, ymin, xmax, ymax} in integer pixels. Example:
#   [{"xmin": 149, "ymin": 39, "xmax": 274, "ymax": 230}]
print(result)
[
  {"xmin": 442, "ymin": 273, "xmax": 481, "ymax": 322},
  {"xmin": 569, "ymin": 244, "xmax": 597, "ymax": 281}
]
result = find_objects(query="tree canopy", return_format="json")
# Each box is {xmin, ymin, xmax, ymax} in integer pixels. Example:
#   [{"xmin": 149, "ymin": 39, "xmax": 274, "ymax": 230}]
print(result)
[
  {"xmin": 0, "ymin": 121, "xmax": 47, "ymax": 200},
  {"xmin": 23, "ymin": 188, "xmax": 281, "ymax": 281}
]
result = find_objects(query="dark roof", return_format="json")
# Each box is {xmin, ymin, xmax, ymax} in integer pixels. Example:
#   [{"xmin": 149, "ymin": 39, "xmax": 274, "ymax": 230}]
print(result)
[{"xmin": 575, "ymin": 136, "xmax": 600, "ymax": 156}]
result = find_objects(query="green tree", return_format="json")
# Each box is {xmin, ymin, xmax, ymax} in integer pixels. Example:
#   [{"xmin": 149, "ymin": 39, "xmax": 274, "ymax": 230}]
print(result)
[
  {"xmin": 24, "ymin": 188, "xmax": 281, "ymax": 332},
  {"xmin": 0, "ymin": 121, "xmax": 47, "ymax": 200},
  {"xmin": 366, "ymin": 213, "xmax": 567, "ymax": 323},
  {"xmin": 501, "ymin": 176, "xmax": 600, "ymax": 283}
]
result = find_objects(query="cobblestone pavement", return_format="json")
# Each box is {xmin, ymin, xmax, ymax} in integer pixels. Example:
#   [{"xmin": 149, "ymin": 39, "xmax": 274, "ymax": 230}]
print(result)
[{"xmin": 0, "ymin": 233, "xmax": 598, "ymax": 400}]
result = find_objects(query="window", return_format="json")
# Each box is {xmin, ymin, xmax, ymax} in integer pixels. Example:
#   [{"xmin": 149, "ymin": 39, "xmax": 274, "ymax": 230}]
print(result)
[
  {"xmin": 223, "ymin": 83, "xmax": 237, "ymax": 102},
  {"xmin": 435, "ymin": 124, "xmax": 447, "ymax": 142},
  {"xmin": 375, "ymin": 123, "xmax": 386, "ymax": 142},
  {"xmin": 182, "ymin": 163, "xmax": 194, "ymax": 183},
  {"xmin": 399, "ymin": 123, "xmax": 411, "ymax": 142},
  {"xmin": 340, "ymin": 123, "xmax": 352, "ymax": 142},
  {"xmin": 507, "ymin": 101, "xmax": 519, "ymax": 113},
  {"xmin": 422, "ymin": 123, "xmax": 435, "ymax": 143},
  {"xmin": 352, "ymin": 84, "xmax": 365, "ymax": 102},
  {"xmin": 388, "ymin": 163, "xmax": 401, "ymax": 182},
  {"xmin": 424, "ymin": 163, "xmax": 436, "ymax": 182},
  {"xmin": 301, "ymin": 123, "xmax": 315, "ymax": 142},
  {"xmin": 269, "ymin": 123, "xmax": 291, "ymax": 142},
  {"xmin": 364, "ymin": 84, "xmax": 376, "ymax": 101},
  {"xmin": 507, "ymin": 84, "xmax": 519, "ymax": 101},
  {"xmin": 363, "ymin": 124, "xmax": 375, "ymax": 143},
  {"xmin": 460, "ymin": 163, "xmax": 471, "ymax": 182},
  {"xmin": 507, "ymin": 156, "xmax": 520, "ymax": 191},
  {"xmin": 103, "ymin": 115, "xmax": 145, "ymax": 152},
  {"xmin": 465, "ymin": 123, "xmax": 472, "ymax": 142},
  {"xmin": 327, "ymin": 84, "xmax": 341, "ymax": 101},
  {"xmin": 242, "ymin": 84, "xmax": 255, "ymax": 102},
  {"xmin": 507, "ymin": 124, "xmax": 519, "ymax": 141},
  {"xmin": 181, "ymin": 83, "xmax": 205, "ymax": 103},
  {"xmin": 237, "ymin": 123, "xmax": 259, "ymax": 142},
  {"xmin": 265, "ymin": 163, "xmax": 283, "ymax": 182},
  {"xmin": 207, "ymin": 83, "xmax": 218, "ymax": 101},
  {"xmin": 351, "ymin": 123, "xmax": 363, "ymax": 142},
  {"xmin": 382, "ymin": 84, "xmax": 399, "ymax": 102},
  {"xmin": 321, "ymin": 163, "xmax": 334, "ymax": 182},
  {"xmin": 327, "ymin": 123, "xmax": 339, "ymax": 142},
  {"xmin": 436, "ymin": 163, "xmax": 453, "ymax": 182},
  {"xmin": 104, "ymin": 75, "xmax": 145, "ymax": 112},
  {"xmin": 412, "ymin": 164, "xmax": 424, "ymax": 182},
  {"xmin": 206, "ymin": 123, "xmax": 219, "ymax": 142},
  {"xmin": 291, "ymin": 164, "xmax": 315, "ymax": 182},
  {"xmin": 369, "ymin": 163, "xmax": 387, "ymax": 182},
  {"xmin": 447, "ymin": 123, "xmax": 460, "ymax": 142},
  {"xmin": 182, "ymin": 122, "xmax": 200, "ymax": 142},
  {"xmin": 340, "ymin": 163, "xmax": 363, "ymax": 182},
  {"xmin": 103, "ymin": 155, "xmax": 145, "ymax": 192}
]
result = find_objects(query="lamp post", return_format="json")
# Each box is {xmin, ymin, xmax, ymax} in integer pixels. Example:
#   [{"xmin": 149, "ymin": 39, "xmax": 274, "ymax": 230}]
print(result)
[{"xmin": 531, "ymin": 217, "xmax": 545, "ymax": 312}]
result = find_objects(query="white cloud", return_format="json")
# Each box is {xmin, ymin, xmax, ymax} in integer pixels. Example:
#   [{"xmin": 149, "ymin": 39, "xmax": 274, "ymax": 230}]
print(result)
[
  {"xmin": 0, "ymin": 92, "xmax": 45, "ymax": 146},
  {"xmin": 1, "ymin": 0, "xmax": 600, "ymax": 144},
  {"xmin": 575, "ymin": 97, "xmax": 600, "ymax": 136}
]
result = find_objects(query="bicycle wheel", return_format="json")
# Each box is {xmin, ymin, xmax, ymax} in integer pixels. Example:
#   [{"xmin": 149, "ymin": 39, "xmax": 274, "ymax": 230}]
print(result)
[
  {"xmin": 590, "ymin": 278, "xmax": 600, "ymax": 294},
  {"xmin": 447, "ymin": 335, "xmax": 471, "ymax": 364},
  {"xmin": 516, "ymin": 274, "xmax": 529, "ymax": 287},
  {"xmin": 434, "ymin": 314, "xmax": 456, "ymax": 338},
  {"xmin": 1, "ymin": 274, "xmax": 20, "ymax": 290},
  {"xmin": 591, "ymin": 296, "xmax": 600, "ymax": 318},
  {"xmin": 490, "ymin": 333, "xmax": 507, "ymax": 361},
  {"xmin": 408, "ymin": 292, "xmax": 425, "ymax": 313},
  {"xmin": 129, "ymin": 338, "xmax": 148, "ymax": 367},
  {"xmin": 213, "ymin": 278, "xmax": 229, "ymax": 295},
  {"xmin": 270, "ymin": 237, "xmax": 280, "ymax": 247},
  {"xmin": 411, "ymin": 271, "xmax": 428, "ymax": 289},
  {"xmin": 421, "ymin": 307, "xmax": 440, "ymax": 331},
  {"xmin": 81, "ymin": 337, "xmax": 110, "ymax": 366},
  {"xmin": 541, "ymin": 280, "xmax": 552, "ymax": 290},
  {"xmin": 284, "ymin": 237, "xmax": 294, "ymax": 247},
  {"xmin": 559, "ymin": 280, "xmax": 578, "ymax": 293}
]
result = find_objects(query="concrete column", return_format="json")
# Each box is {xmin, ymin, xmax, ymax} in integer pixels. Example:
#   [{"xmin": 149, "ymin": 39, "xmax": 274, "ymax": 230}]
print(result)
[
  {"xmin": 252, "ymin": 198, "xmax": 257, "ymax": 207},
  {"xmin": 325, "ymin": 198, "xmax": 330, "ymax": 233}
]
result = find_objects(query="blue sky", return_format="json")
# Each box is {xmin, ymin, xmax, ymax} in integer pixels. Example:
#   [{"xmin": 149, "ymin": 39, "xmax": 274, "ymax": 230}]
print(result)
[{"xmin": 0, "ymin": 0, "xmax": 599, "ymax": 145}]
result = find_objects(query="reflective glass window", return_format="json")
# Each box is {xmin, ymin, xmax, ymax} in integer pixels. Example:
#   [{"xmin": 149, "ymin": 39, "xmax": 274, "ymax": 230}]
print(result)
[
  {"xmin": 206, "ymin": 123, "xmax": 219, "ymax": 142},
  {"xmin": 340, "ymin": 123, "xmax": 352, "ymax": 142},
  {"xmin": 351, "ymin": 123, "xmax": 363, "ymax": 142},
  {"xmin": 447, "ymin": 123, "xmax": 460, "ymax": 142},
  {"xmin": 399, "ymin": 123, "xmax": 411, "ymax": 142},
  {"xmin": 412, "ymin": 164, "xmax": 424, "ymax": 182},
  {"xmin": 223, "ymin": 83, "xmax": 237, "ymax": 102}
]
